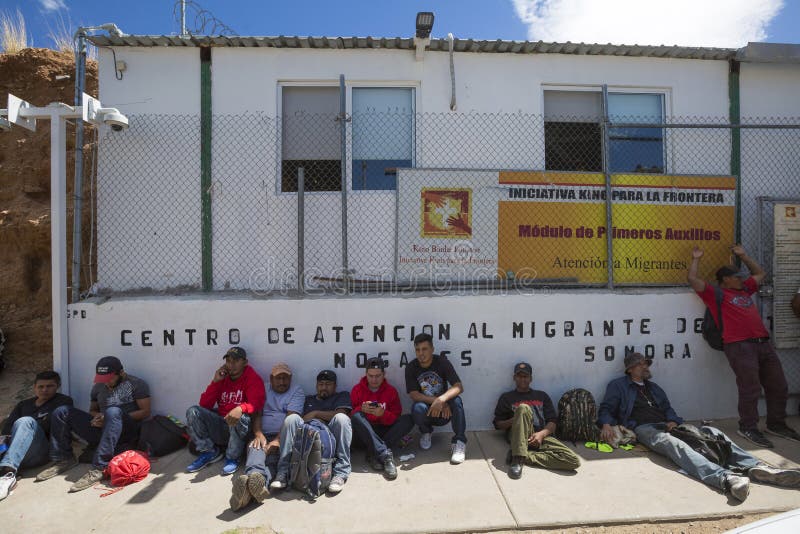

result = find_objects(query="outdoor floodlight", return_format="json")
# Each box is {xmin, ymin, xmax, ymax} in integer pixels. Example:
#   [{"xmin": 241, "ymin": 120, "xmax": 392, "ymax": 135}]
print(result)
[{"xmin": 416, "ymin": 12, "xmax": 434, "ymax": 39}]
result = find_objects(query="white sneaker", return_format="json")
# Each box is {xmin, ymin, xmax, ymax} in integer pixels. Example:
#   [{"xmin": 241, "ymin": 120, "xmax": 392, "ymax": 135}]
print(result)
[
  {"xmin": 450, "ymin": 440, "xmax": 466, "ymax": 464},
  {"xmin": 269, "ymin": 475, "xmax": 288, "ymax": 490},
  {"xmin": 0, "ymin": 472, "xmax": 17, "ymax": 501},
  {"xmin": 726, "ymin": 474, "xmax": 750, "ymax": 502},
  {"xmin": 419, "ymin": 432, "xmax": 432, "ymax": 450},
  {"xmin": 328, "ymin": 475, "xmax": 345, "ymax": 494}
]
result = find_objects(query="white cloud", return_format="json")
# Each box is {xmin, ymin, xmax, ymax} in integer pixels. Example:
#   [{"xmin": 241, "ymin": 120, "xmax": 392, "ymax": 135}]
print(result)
[
  {"xmin": 39, "ymin": 0, "xmax": 67, "ymax": 12},
  {"xmin": 511, "ymin": 0, "xmax": 783, "ymax": 48}
]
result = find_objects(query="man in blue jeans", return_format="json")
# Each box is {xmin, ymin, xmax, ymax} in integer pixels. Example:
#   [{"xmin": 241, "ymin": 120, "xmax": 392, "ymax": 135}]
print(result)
[
  {"xmin": 36, "ymin": 356, "xmax": 151, "ymax": 493},
  {"xmin": 405, "ymin": 333, "xmax": 467, "ymax": 464},
  {"xmin": 598, "ymin": 352, "xmax": 800, "ymax": 502},
  {"xmin": 0, "ymin": 371, "xmax": 73, "ymax": 501}
]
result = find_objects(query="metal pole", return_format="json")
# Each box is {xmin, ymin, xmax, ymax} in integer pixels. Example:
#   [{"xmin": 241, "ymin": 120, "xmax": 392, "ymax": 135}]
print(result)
[
  {"xmin": 601, "ymin": 84, "xmax": 614, "ymax": 289},
  {"xmin": 297, "ymin": 167, "xmax": 305, "ymax": 293},
  {"xmin": 339, "ymin": 74, "xmax": 349, "ymax": 288},
  {"xmin": 71, "ymin": 31, "xmax": 87, "ymax": 302},
  {"xmin": 52, "ymin": 115, "xmax": 70, "ymax": 394},
  {"xmin": 181, "ymin": 0, "xmax": 187, "ymax": 36}
]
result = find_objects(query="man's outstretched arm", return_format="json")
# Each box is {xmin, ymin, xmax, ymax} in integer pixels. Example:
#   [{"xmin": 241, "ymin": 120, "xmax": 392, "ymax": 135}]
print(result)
[
  {"xmin": 687, "ymin": 246, "xmax": 706, "ymax": 292},
  {"xmin": 732, "ymin": 244, "xmax": 766, "ymax": 284}
]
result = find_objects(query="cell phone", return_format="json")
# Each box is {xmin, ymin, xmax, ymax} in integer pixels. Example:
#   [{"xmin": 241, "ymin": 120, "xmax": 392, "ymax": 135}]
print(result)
[{"xmin": 369, "ymin": 401, "xmax": 379, "ymax": 407}]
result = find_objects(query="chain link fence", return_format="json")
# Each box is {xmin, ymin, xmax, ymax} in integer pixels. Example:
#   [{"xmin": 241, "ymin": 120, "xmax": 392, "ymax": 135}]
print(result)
[{"xmin": 80, "ymin": 111, "xmax": 799, "ymax": 296}]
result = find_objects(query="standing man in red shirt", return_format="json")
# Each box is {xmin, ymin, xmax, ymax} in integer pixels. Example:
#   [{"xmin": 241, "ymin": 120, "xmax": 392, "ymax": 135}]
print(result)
[
  {"xmin": 688, "ymin": 245, "xmax": 800, "ymax": 448},
  {"xmin": 185, "ymin": 347, "xmax": 266, "ymax": 475}
]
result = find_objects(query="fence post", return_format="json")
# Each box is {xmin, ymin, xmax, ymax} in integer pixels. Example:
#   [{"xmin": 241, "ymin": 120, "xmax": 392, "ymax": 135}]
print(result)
[
  {"xmin": 297, "ymin": 167, "xmax": 305, "ymax": 294},
  {"xmin": 601, "ymin": 84, "xmax": 614, "ymax": 289},
  {"xmin": 339, "ymin": 74, "xmax": 349, "ymax": 290}
]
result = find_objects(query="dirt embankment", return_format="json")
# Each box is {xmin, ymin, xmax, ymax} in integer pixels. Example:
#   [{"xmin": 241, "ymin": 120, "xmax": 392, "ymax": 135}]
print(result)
[{"xmin": 0, "ymin": 48, "xmax": 97, "ymax": 392}]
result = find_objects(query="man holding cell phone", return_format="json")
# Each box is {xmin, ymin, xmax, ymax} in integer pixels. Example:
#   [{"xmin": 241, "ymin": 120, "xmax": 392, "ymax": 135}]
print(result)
[{"xmin": 350, "ymin": 357, "xmax": 413, "ymax": 481}]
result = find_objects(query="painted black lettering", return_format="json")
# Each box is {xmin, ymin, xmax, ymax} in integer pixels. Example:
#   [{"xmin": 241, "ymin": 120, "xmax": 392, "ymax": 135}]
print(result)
[
  {"xmin": 373, "ymin": 325, "xmax": 385, "ymax": 342},
  {"xmin": 284, "ymin": 327, "xmax": 295, "ymax": 344},
  {"xmin": 676, "ymin": 318, "xmax": 686, "ymax": 333},
  {"xmin": 584, "ymin": 346, "xmax": 595, "ymax": 362},
  {"xmin": 229, "ymin": 328, "xmax": 240, "ymax": 344},
  {"xmin": 400, "ymin": 351, "xmax": 408, "ymax": 367},
  {"xmin": 644, "ymin": 345, "xmax": 655, "ymax": 358},
  {"xmin": 584, "ymin": 321, "xmax": 593, "ymax": 336},
  {"xmin": 314, "ymin": 326, "xmax": 325, "ymax": 343},
  {"xmin": 356, "ymin": 353, "xmax": 368, "ymax": 368},
  {"xmin": 353, "ymin": 325, "xmax": 364, "ymax": 342},
  {"xmin": 467, "ymin": 323, "xmax": 478, "ymax": 339},
  {"xmin": 481, "ymin": 323, "xmax": 493, "ymax": 339},
  {"xmin": 163, "ymin": 330, "xmax": 175, "ymax": 346},
  {"xmin": 185, "ymin": 329, "xmax": 196, "ymax": 345},
  {"xmin": 207, "ymin": 329, "xmax": 218, "ymax": 345},
  {"xmin": 682, "ymin": 344, "xmax": 692, "ymax": 358},
  {"xmin": 604, "ymin": 346, "xmax": 615, "ymax": 361},
  {"xmin": 545, "ymin": 321, "xmax": 556, "ymax": 338},
  {"xmin": 603, "ymin": 321, "xmax": 614, "ymax": 336},
  {"xmin": 141, "ymin": 330, "xmax": 152, "ymax": 347},
  {"xmin": 334, "ymin": 353, "xmax": 345, "ymax": 368},
  {"xmin": 640, "ymin": 319, "xmax": 651, "ymax": 334},
  {"xmin": 564, "ymin": 321, "xmax": 574, "ymax": 337},
  {"xmin": 623, "ymin": 319, "xmax": 634, "ymax": 335},
  {"xmin": 512, "ymin": 322, "xmax": 524, "ymax": 338},
  {"xmin": 267, "ymin": 328, "xmax": 279, "ymax": 344},
  {"xmin": 332, "ymin": 326, "xmax": 343, "ymax": 342},
  {"xmin": 461, "ymin": 350, "xmax": 472, "ymax": 366},
  {"xmin": 438, "ymin": 324, "xmax": 451, "ymax": 341},
  {"xmin": 121, "ymin": 330, "xmax": 132, "ymax": 346},
  {"xmin": 394, "ymin": 325, "xmax": 403, "ymax": 342},
  {"xmin": 665, "ymin": 344, "xmax": 674, "ymax": 359}
]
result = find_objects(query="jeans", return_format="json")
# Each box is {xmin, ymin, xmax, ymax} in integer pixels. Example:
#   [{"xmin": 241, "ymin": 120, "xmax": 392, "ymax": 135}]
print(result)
[
  {"xmin": 50, "ymin": 405, "xmax": 140, "ymax": 468},
  {"xmin": 635, "ymin": 423, "xmax": 760, "ymax": 490},
  {"xmin": 244, "ymin": 435, "xmax": 280, "ymax": 485},
  {"xmin": 327, "ymin": 413, "xmax": 352, "ymax": 479},
  {"xmin": 723, "ymin": 340, "xmax": 788, "ymax": 429},
  {"xmin": 411, "ymin": 396, "xmax": 467, "ymax": 444},
  {"xmin": 185, "ymin": 405, "xmax": 251, "ymax": 461},
  {"xmin": 508, "ymin": 404, "xmax": 580, "ymax": 470},
  {"xmin": 0, "ymin": 417, "xmax": 51, "ymax": 472},
  {"xmin": 275, "ymin": 414, "xmax": 304, "ymax": 479},
  {"xmin": 351, "ymin": 411, "xmax": 414, "ymax": 461}
]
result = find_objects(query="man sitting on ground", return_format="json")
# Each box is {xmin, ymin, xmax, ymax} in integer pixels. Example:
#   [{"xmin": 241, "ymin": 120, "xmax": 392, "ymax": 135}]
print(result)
[
  {"xmin": 405, "ymin": 333, "xmax": 467, "ymax": 464},
  {"xmin": 185, "ymin": 347, "xmax": 266, "ymax": 475},
  {"xmin": 37, "ymin": 356, "xmax": 151, "ymax": 492},
  {"xmin": 0, "ymin": 371, "xmax": 73, "ymax": 501},
  {"xmin": 351, "ymin": 357, "xmax": 414, "ymax": 481},
  {"xmin": 598, "ymin": 352, "xmax": 800, "ymax": 502},
  {"xmin": 493, "ymin": 362, "xmax": 580, "ymax": 479},
  {"xmin": 228, "ymin": 363, "xmax": 304, "ymax": 510}
]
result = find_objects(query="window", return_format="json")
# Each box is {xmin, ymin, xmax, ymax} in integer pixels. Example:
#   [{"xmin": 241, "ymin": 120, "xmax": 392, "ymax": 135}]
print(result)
[
  {"xmin": 351, "ymin": 87, "xmax": 414, "ymax": 190},
  {"xmin": 281, "ymin": 86, "xmax": 341, "ymax": 192},
  {"xmin": 544, "ymin": 90, "xmax": 665, "ymax": 173}
]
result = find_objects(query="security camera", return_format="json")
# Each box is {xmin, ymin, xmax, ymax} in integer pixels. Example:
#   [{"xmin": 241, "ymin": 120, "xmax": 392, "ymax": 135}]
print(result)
[{"xmin": 102, "ymin": 110, "xmax": 128, "ymax": 131}]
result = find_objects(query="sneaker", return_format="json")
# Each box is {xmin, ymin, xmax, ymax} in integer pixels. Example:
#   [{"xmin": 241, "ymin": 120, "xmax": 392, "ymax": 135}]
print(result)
[
  {"xmin": 35, "ymin": 457, "xmax": 78, "ymax": 481},
  {"xmin": 247, "ymin": 472, "xmax": 270, "ymax": 503},
  {"xmin": 450, "ymin": 440, "xmax": 466, "ymax": 464},
  {"xmin": 737, "ymin": 428, "xmax": 775, "ymax": 448},
  {"xmin": 328, "ymin": 475, "xmax": 346, "ymax": 494},
  {"xmin": 382, "ymin": 452, "xmax": 398, "ymax": 480},
  {"xmin": 749, "ymin": 464, "xmax": 800, "ymax": 488},
  {"xmin": 366, "ymin": 454, "xmax": 384, "ymax": 471},
  {"xmin": 726, "ymin": 474, "xmax": 750, "ymax": 502},
  {"xmin": 509, "ymin": 456, "xmax": 525, "ymax": 480},
  {"xmin": 69, "ymin": 468, "xmax": 105, "ymax": 493},
  {"xmin": 221, "ymin": 457, "xmax": 239, "ymax": 476},
  {"xmin": 229, "ymin": 474, "xmax": 251, "ymax": 511},
  {"xmin": 0, "ymin": 472, "xmax": 17, "ymax": 500},
  {"xmin": 269, "ymin": 473, "xmax": 288, "ymax": 491},
  {"xmin": 419, "ymin": 432, "xmax": 432, "ymax": 450},
  {"xmin": 765, "ymin": 424, "xmax": 800, "ymax": 444},
  {"xmin": 186, "ymin": 448, "xmax": 223, "ymax": 473}
]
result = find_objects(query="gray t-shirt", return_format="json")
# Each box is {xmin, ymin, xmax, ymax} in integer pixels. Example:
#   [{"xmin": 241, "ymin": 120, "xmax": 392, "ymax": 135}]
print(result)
[
  {"xmin": 90, "ymin": 374, "xmax": 150, "ymax": 414},
  {"xmin": 261, "ymin": 383, "xmax": 305, "ymax": 435}
]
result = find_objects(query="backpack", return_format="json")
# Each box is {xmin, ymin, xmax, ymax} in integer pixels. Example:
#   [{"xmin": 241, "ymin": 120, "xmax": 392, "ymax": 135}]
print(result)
[
  {"xmin": 701, "ymin": 286, "xmax": 724, "ymax": 351},
  {"xmin": 137, "ymin": 415, "xmax": 190, "ymax": 457},
  {"xmin": 556, "ymin": 388, "xmax": 599, "ymax": 443},
  {"xmin": 101, "ymin": 450, "xmax": 150, "ymax": 496},
  {"xmin": 289, "ymin": 419, "xmax": 336, "ymax": 498},
  {"xmin": 669, "ymin": 424, "xmax": 733, "ymax": 468}
]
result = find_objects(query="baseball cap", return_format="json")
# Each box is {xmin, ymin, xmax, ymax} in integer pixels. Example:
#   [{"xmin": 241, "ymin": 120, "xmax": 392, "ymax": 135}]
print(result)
[
  {"xmin": 95, "ymin": 356, "xmax": 123, "ymax": 384},
  {"xmin": 317, "ymin": 370, "xmax": 337, "ymax": 383},
  {"xmin": 365, "ymin": 357, "xmax": 385, "ymax": 370},
  {"xmin": 715, "ymin": 265, "xmax": 744, "ymax": 283},
  {"xmin": 271, "ymin": 362, "xmax": 292, "ymax": 377},
  {"xmin": 223, "ymin": 347, "xmax": 247, "ymax": 360},
  {"xmin": 513, "ymin": 362, "xmax": 533, "ymax": 376},
  {"xmin": 624, "ymin": 352, "xmax": 652, "ymax": 372}
]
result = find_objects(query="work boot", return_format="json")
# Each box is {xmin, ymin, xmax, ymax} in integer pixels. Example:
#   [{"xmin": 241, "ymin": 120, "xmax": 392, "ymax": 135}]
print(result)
[
  {"xmin": 737, "ymin": 428, "xmax": 774, "ymax": 449},
  {"xmin": 229, "ymin": 474, "xmax": 251, "ymax": 511},
  {"xmin": 383, "ymin": 452, "xmax": 398, "ymax": 480},
  {"xmin": 247, "ymin": 472, "xmax": 270, "ymax": 503},
  {"xmin": 70, "ymin": 468, "xmax": 105, "ymax": 492},
  {"xmin": 509, "ymin": 456, "xmax": 525, "ymax": 480},
  {"xmin": 35, "ymin": 458, "xmax": 78, "ymax": 482}
]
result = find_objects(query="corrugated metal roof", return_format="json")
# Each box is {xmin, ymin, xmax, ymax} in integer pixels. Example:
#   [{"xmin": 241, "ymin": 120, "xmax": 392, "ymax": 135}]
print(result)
[{"xmin": 86, "ymin": 34, "xmax": 737, "ymax": 61}]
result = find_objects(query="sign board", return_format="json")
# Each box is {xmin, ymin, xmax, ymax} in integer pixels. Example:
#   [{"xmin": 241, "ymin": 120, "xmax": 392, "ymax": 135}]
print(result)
[{"xmin": 773, "ymin": 203, "xmax": 800, "ymax": 349}]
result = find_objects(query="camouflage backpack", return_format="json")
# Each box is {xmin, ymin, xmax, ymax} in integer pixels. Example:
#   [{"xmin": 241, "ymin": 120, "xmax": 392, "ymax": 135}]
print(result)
[{"xmin": 556, "ymin": 388, "xmax": 599, "ymax": 443}]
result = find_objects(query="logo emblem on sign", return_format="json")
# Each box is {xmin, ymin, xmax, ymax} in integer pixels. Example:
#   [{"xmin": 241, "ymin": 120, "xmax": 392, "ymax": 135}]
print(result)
[{"xmin": 421, "ymin": 188, "xmax": 472, "ymax": 238}]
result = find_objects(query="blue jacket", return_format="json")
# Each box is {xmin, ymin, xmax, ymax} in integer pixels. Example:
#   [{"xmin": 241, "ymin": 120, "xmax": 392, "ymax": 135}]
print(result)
[{"xmin": 597, "ymin": 375, "xmax": 683, "ymax": 429}]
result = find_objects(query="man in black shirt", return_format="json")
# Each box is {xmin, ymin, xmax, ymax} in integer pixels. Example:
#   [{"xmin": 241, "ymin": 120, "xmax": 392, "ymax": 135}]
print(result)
[
  {"xmin": 405, "ymin": 333, "xmax": 467, "ymax": 464},
  {"xmin": 598, "ymin": 352, "xmax": 800, "ymax": 502},
  {"xmin": 493, "ymin": 362, "xmax": 580, "ymax": 479},
  {"xmin": 0, "ymin": 370, "xmax": 73, "ymax": 501}
]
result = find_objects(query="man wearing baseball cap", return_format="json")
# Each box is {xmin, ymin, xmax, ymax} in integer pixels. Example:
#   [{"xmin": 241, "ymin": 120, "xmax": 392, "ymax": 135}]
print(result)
[
  {"xmin": 493, "ymin": 362, "xmax": 580, "ymax": 479},
  {"xmin": 230, "ymin": 362, "xmax": 304, "ymax": 510},
  {"xmin": 598, "ymin": 352, "xmax": 800, "ymax": 502},
  {"xmin": 688, "ymin": 245, "xmax": 799, "ymax": 448},
  {"xmin": 185, "ymin": 347, "xmax": 266, "ymax": 475},
  {"xmin": 37, "ymin": 356, "xmax": 151, "ymax": 492}
]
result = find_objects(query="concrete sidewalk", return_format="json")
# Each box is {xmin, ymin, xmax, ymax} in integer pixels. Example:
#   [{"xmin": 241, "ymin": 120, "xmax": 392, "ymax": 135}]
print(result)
[{"xmin": 3, "ymin": 417, "xmax": 799, "ymax": 534}]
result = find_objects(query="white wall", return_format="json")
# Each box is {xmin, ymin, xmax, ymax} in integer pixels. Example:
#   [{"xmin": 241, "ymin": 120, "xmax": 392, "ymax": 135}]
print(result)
[{"xmin": 67, "ymin": 290, "xmax": 744, "ymax": 430}]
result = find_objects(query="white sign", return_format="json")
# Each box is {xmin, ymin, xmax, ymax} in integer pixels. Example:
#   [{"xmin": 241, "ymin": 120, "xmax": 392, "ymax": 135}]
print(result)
[{"xmin": 773, "ymin": 203, "xmax": 800, "ymax": 349}]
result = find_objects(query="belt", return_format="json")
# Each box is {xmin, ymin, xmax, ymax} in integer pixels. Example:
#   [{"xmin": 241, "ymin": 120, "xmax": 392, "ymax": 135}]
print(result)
[{"xmin": 743, "ymin": 337, "xmax": 770, "ymax": 344}]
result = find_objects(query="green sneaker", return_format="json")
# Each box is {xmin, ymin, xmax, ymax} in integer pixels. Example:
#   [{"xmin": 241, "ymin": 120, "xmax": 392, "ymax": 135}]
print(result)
[
  {"xmin": 35, "ymin": 458, "xmax": 78, "ymax": 482},
  {"xmin": 69, "ymin": 468, "xmax": 105, "ymax": 492}
]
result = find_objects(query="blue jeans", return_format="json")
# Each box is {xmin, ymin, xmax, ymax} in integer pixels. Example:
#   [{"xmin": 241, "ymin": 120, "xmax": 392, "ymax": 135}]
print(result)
[
  {"xmin": 0, "ymin": 417, "xmax": 50, "ymax": 472},
  {"xmin": 635, "ymin": 423, "xmax": 761, "ymax": 490},
  {"xmin": 185, "ymin": 405, "xmax": 251, "ymax": 461},
  {"xmin": 351, "ymin": 411, "xmax": 414, "ymax": 461},
  {"xmin": 271, "ymin": 414, "xmax": 353, "ymax": 480},
  {"xmin": 49, "ymin": 405, "xmax": 140, "ymax": 468},
  {"xmin": 244, "ymin": 434, "xmax": 280, "ymax": 485},
  {"xmin": 275, "ymin": 414, "xmax": 304, "ymax": 479},
  {"xmin": 411, "ymin": 396, "xmax": 467, "ymax": 444}
]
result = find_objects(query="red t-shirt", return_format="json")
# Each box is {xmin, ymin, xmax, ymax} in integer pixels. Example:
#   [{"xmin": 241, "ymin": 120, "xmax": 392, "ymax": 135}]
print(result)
[
  {"xmin": 697, "ymin": 277, "xmax": 769, "ymax": 343},
  {"xmin": 198, "ymin": 364, "xmax": 266, "ymax": 416}
]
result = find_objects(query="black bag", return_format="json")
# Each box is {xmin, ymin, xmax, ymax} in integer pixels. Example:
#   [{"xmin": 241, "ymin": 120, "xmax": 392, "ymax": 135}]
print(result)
[
  {"xmin": 701, "ymin": 286, "xmax": 724, "ymax": 351},
  {"xmin": 669, "ymin": 424, "xmax": 732, "ymax": 467},
  {"xmin": 556, "ymin": 388, "xmax": 599, "ymax": 443},
  {"xmin": 137, "ymin": 415, "xmax": 189, "ymax": 457}
]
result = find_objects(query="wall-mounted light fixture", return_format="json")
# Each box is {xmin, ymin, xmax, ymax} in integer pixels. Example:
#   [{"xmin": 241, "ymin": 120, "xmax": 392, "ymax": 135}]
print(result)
[{"xmin": 414, "ymin": 12, "xmax": 435, "ymax": 61}]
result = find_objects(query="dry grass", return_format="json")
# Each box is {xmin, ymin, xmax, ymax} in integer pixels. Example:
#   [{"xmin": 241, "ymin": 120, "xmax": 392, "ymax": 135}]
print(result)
[
  {"xmin": 0, "ymin": 8, "xmax": 28, "ymax": 53},
  {"xmin": 48, "ymin": 14, "xmax": 74, "ymax": 54}
]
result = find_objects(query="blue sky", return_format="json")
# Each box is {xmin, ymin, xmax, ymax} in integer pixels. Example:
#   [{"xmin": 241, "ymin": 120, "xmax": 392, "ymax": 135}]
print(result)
[{"xmin": 2, "ymin": 0, "xmax": 798, "ymax": 50}]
